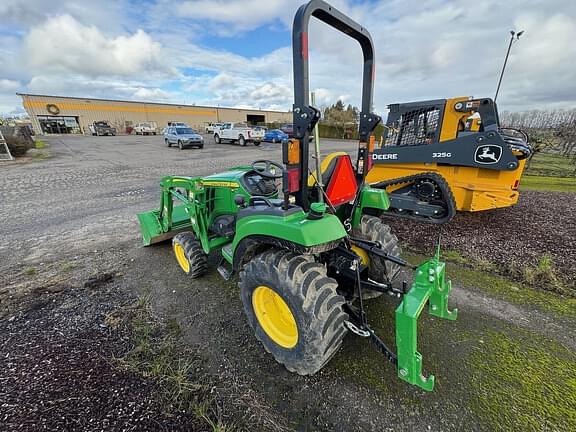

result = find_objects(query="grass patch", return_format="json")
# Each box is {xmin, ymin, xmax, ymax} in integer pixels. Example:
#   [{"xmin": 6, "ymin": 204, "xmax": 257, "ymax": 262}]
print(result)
[
  {"xmin": 442, "ymin": 249, "xmax": 472, "ymax": 266},
  {"xmin": 60, "ymin": 261, "xmax": 78, "ymax": 272},
  {"xmin": 114, "ymin": 295, "xmax": 233, "ymax": 431},
  {"xmin": 404, "ymin": 252, "xmax": 576, "ymax": 319},
  {"xmin": 520, "ymin": 175, "xmax": 576, "ymax": 192},
  {"xmin": 23, "ymin": 266, "xmax": 37, "ymax": 276},
  {"xmin": 470, "ymin": 328, "xmax": 576, "ymax": 431},
  {"xmin": 34, "ymin": 139, "xmax": 46, "ymax": 149},
  {"xmin": 112, "ymin": 295, "xmax": 287, "ymax": 432},
  {"xmin": 525, "ymin": 152, "xmax": 574, "ymax": 178},
  {"xmin": 521, "ymin": 254, "xmax": 569, "ymax": 296}
]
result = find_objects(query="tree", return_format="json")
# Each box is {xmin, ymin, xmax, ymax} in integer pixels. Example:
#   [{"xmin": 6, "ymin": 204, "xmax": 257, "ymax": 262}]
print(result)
[
  {"xmin": 501, "ymin": 108, "xmax": 576, "ymax": 174},
  {"xmin": 322, "ymin": 100, "xmax": 359, "ymax": 139}
]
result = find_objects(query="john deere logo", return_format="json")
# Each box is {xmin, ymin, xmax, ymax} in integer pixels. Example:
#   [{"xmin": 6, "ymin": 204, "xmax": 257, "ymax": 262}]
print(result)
[
  {"xmin": 46, "ymin": 104, "xmax": 60, "ymax": 115},
  {"xmin": 474, "ymin": 145, "xmax": 502, "ymax": 164}
]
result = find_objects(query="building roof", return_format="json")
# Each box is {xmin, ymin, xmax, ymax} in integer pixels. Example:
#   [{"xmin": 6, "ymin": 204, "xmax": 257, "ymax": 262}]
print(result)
[{"xmin": 16, "ymin": 93, "xmax": 290, "ymax": 114}]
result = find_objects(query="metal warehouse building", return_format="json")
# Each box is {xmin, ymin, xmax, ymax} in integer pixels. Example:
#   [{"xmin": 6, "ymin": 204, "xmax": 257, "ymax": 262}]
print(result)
[{"xmin": 18, "ymin": 93, "xmax": 292, "ymax": 136}]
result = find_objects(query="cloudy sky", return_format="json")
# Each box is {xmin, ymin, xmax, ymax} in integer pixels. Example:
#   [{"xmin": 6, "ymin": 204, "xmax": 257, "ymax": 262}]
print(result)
[{"xmin": 0, "ymin": 0, "xmax": 575, "ymax": 116}]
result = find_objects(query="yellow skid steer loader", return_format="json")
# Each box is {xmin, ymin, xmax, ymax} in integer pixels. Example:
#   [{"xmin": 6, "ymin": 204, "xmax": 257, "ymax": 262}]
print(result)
[{"xmin": 365, "ymin": 97, "xmax": 532, "ymax": 223}]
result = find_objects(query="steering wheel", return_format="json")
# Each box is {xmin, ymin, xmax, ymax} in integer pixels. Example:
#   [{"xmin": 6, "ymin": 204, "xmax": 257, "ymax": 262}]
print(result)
[{"xmin": 251, "ymin": 160, "xmax": 283, "ymax": 179}]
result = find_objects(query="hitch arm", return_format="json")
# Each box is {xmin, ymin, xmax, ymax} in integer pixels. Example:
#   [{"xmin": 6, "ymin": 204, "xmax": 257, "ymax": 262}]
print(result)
[{"xmin": 395, "ymin": 257, "xmax": 458, "ymax": 391}]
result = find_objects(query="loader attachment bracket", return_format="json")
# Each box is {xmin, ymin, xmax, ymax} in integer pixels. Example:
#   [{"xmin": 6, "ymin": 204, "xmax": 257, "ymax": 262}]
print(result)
[{"xmin": 395, "ymin": 254, "xmax": 458, "ymax": 391}]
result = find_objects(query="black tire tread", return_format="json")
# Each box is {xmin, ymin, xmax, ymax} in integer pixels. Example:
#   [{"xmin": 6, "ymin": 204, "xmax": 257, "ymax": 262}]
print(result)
[
  {"xmin": 172, "ymin": 232, "xmax": 208, "ymax": 279},
  {"xmin": 352, "ymin": 215, "xmax": 402, "ymax": 283},
  {"xmin": 239, "ymin": 249, "xmax": 348, "ymax": 375}
]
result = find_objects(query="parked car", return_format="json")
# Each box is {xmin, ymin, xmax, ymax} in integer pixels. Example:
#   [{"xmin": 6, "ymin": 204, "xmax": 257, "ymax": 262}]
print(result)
[
  {"xmin": 280, "ymin": 123, "xmax": 294, "ymax": 137},
  {"xmin": 89, "ymin": 121, "xmax": 116, "ymax": 136},
  {"xmin": 134, "ymin": 122, "xmax": 157, "ymax": 135},
  {"xmin": 167, "ymin": 121, "xmax": 188, "ymax": 127},
  {"xmin": 213, "ymin": 122, "xmax": 264, "ymax": 146},
  {"xmin": 205, "ymin": 122, "xmax": 223, "ymax": 133},
  {"xmin": 263, "ymin": 129, "xmax": 289, "ymax": 143},
  {"xmin": 164, "ymin": 126, "xmax": 204, "ymax": 150},
  {"xmin": 280, "ymin": 123, "xmax": 314, "ymax": 141}
]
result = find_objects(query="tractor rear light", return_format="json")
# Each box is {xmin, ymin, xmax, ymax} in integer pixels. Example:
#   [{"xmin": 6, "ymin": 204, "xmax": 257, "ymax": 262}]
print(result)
[
  {"xmin": 285, "ymin": 139, "xmax": 301, "ymax": 165},
  {"xmin": 287, "ymin": 168, "xmax": 300, "ymax": 192}
]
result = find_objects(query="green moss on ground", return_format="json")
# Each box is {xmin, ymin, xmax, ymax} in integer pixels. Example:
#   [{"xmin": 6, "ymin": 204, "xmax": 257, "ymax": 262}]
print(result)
[
  {"xmin": 470, "ymin": 328, "xmax": 576, "ymax": 431},
  {"xmin": 520, "ymin": 175, "xmax": 576, "ymax": 192}
]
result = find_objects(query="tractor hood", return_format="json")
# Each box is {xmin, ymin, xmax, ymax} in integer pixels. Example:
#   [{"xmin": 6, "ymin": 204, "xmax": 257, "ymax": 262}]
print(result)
[{"xmin": 202, "ymin": 166, "xmax": 252, "ymax": 184}]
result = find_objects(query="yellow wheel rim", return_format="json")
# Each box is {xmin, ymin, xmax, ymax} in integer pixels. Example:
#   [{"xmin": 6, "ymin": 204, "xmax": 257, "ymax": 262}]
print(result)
[
  {"xmin": 351, "ymin": 245, "xmax": 370, "ymax": 267},
  {"xmin": 252, "ymin": 285, "xmax": 298, "ymax": 349},
  {"xmin": 173, "ymin": 242, "xmax": 190, "ymax": 273}
]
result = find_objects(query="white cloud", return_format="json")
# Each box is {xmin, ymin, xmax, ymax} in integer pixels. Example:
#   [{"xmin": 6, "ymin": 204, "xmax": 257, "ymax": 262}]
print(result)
[
  {"xmin": 1, "ymin": 0, "xmax": 576, "ymax": 115},
  {"xmin": 23, "ymin": 15, "xmax": 172, "ymax": 78},
  {"xmin": 175, "ymin": 0, "xmax": 297, "ymax": 34},
  {"xmin": 0, "ymin": 79, "xmax": 20, "ymax": 92}
]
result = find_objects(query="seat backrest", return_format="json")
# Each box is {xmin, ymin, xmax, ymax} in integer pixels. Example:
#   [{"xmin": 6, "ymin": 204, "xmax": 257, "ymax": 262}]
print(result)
[{"xmin": 308, "ymin": 152, "xmax": 357, "ymax": 207}]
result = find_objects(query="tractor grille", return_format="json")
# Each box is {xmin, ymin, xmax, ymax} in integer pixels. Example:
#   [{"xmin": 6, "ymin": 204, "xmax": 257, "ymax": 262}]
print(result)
[{"xmin": 384, "ymin": 107, "xmax": 441, "ymax": 146}]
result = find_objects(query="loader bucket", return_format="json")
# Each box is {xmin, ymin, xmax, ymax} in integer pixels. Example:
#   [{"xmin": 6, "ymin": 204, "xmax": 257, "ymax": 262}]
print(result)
[{"xmin": 138, "ymin": 205, "xmax": 192, "ymax": 246}]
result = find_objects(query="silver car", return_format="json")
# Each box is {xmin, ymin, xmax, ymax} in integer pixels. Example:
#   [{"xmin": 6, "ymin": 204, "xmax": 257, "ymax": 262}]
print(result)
[{"xmin": 164, "ymin": 127, "xmax": 204, "ymax": 150}]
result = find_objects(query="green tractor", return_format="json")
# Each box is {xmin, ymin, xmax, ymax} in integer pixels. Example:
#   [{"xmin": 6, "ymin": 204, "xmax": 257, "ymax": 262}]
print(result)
[{"xmin": 138, "ymin": 0, "xmax": 457, "ymax": 391}]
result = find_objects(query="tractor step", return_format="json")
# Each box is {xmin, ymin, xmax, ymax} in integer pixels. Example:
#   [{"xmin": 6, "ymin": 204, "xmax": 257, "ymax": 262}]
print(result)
[
  {"xmin": 217, "ymin": 245, "xmax": 234, "ymax": 280},
  {"xmin": 217, "ymin": 262, "xmax": 233, "ymax": 281}
]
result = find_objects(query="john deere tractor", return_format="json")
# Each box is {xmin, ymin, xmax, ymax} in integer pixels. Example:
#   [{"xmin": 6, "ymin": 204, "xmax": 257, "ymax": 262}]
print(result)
[{"xmin": 138, "ymin": 0, "xmax": 457, "ymax": 391}]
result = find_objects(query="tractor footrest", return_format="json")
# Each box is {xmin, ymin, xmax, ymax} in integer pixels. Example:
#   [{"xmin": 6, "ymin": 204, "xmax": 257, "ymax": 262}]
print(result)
[
  {"xmin": 217, "ymin": 264, "xmax": 233, "ymax": 281},
  {"xmin": 217, "ymin": 247, "xmax": 234, "ymax": 281}
]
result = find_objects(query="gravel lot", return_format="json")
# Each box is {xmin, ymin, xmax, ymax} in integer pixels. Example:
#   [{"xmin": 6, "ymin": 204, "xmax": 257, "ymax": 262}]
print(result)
[{"xmin": 1, "ymin": 134, "xmax": 575, "ymax": 431}]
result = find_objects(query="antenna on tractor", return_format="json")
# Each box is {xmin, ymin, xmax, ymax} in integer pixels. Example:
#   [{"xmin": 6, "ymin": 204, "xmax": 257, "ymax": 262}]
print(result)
[
  {"xmin": 310, "ymin": 91, "xmax": 324, "ymax": 203},
  {"xmin": 494, "ymin": 29, "xmax": 524, "ymax": 102}
]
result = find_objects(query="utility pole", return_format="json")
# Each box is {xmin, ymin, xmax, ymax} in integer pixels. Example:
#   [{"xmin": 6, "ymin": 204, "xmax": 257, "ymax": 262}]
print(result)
[{"xmin": 494, "ymin": 30, "xmax": 524, "ymax": 102}]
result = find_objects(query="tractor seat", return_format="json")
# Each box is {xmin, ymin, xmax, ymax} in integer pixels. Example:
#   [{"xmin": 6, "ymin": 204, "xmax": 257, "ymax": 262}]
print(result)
[
  {"xmin": 307, "ymin": 152, "xmax": 358, "ymax": 207},
  {"xmin": 241, "ymin": 171, "xmax": 278, "ymax": 196}
]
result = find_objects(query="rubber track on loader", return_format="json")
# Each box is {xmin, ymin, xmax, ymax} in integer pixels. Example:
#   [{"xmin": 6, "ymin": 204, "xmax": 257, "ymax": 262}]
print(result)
[{"xmin": 374, "ymin": 172, "xmax": 457, "ymax": 224}]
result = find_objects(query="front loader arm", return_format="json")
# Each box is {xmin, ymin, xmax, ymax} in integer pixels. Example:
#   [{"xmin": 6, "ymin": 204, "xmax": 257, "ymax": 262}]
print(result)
[{"xmin": 395, "ymin": 255, "xmax": 458, "ymax": 391}]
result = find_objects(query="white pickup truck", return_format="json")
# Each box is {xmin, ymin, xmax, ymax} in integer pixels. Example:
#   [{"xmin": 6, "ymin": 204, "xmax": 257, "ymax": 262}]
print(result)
[
  {"xmin": 134, "ymin": 121, "xmax": 157, "ymax": 135},
  {"xmin": 213, "ymin": 122, "xmax": 263, "ymax": 146}
]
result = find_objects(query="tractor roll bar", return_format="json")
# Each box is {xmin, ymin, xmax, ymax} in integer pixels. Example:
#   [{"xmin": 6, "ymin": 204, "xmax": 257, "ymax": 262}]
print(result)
[
  {"xmin": 292, "ymin": 0, "xmax": 377, "ymax": 138},
  {"xmin": 291, "ymin": 0, "xmax": 381, "ymax": 210}
]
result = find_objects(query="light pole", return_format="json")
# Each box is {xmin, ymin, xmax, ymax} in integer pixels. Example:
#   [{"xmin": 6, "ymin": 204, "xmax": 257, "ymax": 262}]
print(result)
[{"xmin": 494, "ymin": 30, "xmax": 524, "ymax": 102}]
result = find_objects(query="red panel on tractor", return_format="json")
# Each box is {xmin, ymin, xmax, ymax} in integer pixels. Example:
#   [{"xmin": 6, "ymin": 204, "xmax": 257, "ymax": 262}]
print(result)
[
  {"xmin": 287, "ymin": 167, "xmax": 300, "ymax": 192},
  {"xmin": 325, "ymin": 156, "xmax": 358, "ymax": 206}
]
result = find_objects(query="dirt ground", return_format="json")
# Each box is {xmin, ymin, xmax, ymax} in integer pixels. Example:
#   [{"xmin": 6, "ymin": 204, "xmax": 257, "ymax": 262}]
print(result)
[{"xmin": 1, "ymin": 135, "xmax": 575, "ymax": 431}]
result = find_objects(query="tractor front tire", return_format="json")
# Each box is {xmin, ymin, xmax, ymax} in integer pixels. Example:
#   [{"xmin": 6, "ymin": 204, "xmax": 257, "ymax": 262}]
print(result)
[
  {"xmin": 239, "ymin": 249, "xmax": 348, "ymax": 375},
  {"xmin": 352, "ymin": 215, "xmax": 402, "ymax": 287},
  {"xmin": 172, "ymin": 232, "xmax": 208, "ymax": 278}
]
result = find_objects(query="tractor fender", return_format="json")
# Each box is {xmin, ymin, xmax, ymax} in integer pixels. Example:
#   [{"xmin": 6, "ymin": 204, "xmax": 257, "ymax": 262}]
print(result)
[{"xmin": 231, "ymin": 212, "xmax": 346, "ymax": 270}]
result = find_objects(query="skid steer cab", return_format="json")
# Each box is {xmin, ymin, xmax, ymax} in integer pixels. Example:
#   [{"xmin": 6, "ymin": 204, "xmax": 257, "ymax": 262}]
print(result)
[
  {"xmin": 138, "ymin": 0, "xmax": 457, "ymax": 392},
  {"xmin": 366, "ymin": 97, "xmax": 532, "ymax": 224}
]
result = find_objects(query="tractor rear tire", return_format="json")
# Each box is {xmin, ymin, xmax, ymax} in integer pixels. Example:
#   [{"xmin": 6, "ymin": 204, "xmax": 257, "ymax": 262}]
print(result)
[
  {"xmin": 352, "ymin": 215, "xmax": 402, "ymax": 294},
  {"xmin": 172, "ymin": 232, "xmax": 208, "ymax": 278},
  {"xmin": 239, "ymin": 249, "xmax": 348, "ymax": 375}
]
